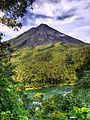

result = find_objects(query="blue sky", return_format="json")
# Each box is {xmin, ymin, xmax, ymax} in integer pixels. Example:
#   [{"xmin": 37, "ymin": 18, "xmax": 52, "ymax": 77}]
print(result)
[{"xmin": 0, "ymin": 0, "xmax": 90, "ymax": 43}]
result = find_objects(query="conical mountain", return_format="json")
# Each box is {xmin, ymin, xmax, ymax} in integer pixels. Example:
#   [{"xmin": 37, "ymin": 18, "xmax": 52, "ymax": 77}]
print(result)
[{"xmin": 10, "ymin": 23, "xmax": 85, "ymax": 49}]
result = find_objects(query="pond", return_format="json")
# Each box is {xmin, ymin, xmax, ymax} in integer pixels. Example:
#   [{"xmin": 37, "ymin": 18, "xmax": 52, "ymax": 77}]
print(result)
[{"xmin": 24, "ymin": 86, "xmax": 73, "ymax": 100}]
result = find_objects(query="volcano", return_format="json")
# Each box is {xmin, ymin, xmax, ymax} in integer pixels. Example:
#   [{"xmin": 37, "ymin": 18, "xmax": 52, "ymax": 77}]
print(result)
[{"xmin": 9, "ymin": 24, "xmax": 85, "ymax": 49}]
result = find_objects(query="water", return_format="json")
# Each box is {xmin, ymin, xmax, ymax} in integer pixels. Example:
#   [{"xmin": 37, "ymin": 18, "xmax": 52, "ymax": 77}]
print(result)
[{"xmin": 24, "ymin": 86, "xmax": 73, "ymax": 100}]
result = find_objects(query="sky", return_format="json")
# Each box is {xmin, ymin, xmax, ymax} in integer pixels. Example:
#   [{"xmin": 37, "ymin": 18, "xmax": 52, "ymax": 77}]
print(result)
[{"xmin": 0, "ymin": 0, "xmax": 90, "ymax": 43}]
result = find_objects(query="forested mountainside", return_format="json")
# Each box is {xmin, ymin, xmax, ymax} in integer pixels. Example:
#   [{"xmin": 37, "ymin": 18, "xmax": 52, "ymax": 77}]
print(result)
[
  {"xmin": 8, "ymin": 24, "xmax": 90, "ymax": 88},
  {"xmin": 11, "ymin": 43, "xmax": 90, "ymax": 89}
]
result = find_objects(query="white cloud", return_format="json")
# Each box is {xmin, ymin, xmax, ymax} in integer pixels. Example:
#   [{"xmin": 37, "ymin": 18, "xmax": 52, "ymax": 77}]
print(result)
[
  {"xmin": 67, "ymin": 26, "xmax": 90, "ymax": 43},
  {"xmin": 0, "ymin": 24, "xmax": 32, "ymax": 41}
]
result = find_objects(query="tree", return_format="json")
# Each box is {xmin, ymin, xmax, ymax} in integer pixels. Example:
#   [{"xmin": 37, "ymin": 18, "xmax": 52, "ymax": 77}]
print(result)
[
  {"xmin": 0, "ymin": 42, "xmax": 28, "ymax": 119},
  {"xmin": 0, "ymin": 42, "xmax": 13, "ymax": 109},
  {"xmin": 0, "ymin": 0, "xmax": 35, "ymax": 30},
  {"xmin": 0, "ymin": 0, "xmax": 35, "ymax": 42},
  {"xmin": 0, "ymin": 1, "xmax": 36, "ymax": 118}
]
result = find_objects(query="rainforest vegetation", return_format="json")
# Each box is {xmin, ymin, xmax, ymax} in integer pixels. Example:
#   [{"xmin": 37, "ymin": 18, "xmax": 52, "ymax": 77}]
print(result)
[
  {"xmin": 12, "ymin": 43, "xmax": 90, "ymax": 89},
  {"xmin": 0, "ymin": 42, "xmax": 90, "ymax": 120}
]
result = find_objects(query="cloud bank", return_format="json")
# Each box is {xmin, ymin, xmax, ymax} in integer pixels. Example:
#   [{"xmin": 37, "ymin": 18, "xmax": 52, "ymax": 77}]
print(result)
[{"xmin": 0, "ymin": 0, "xmax": 90, "ymax": 43}]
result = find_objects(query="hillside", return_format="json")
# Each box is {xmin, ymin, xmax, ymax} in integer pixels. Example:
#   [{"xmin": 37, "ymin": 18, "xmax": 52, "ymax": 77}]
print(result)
[
  {"xmin": 11, "ymin": 43, "xmax": 90, "ymax": 88},
  {"xmin": 9, "ymin": 24, "xmax": 85, "ymax": 49}
]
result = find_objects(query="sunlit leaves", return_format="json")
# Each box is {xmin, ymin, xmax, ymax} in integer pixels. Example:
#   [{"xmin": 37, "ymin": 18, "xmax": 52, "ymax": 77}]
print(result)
[{"xmin": 12, "ymin": 44, "xmax": 90, "ymax": 88}]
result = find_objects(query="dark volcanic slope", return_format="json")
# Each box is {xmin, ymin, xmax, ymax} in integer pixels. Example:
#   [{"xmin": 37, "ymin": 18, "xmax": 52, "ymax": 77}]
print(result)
[{"xmin": 10, "ymin": 24, "xmax": 85, "ymax": 49}]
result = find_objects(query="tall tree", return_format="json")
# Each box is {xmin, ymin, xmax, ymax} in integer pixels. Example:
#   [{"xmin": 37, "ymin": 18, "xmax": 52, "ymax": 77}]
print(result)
[
  {"xmin": 0, "ymin": 42, "xmax": 13, "ymax": 111},
  {"xmin": 0, "ymin": 42, "xmax": 28, "ymax": 119}
]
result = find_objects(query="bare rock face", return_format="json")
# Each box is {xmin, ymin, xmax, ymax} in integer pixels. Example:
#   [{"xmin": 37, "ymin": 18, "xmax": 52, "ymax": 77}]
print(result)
[{"xmin": 10, "ymin": 23, "xmax": 85, "ymax": 49}]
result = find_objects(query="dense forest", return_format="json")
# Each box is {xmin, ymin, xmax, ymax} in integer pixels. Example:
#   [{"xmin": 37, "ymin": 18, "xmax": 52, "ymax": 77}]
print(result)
[
  {"xmin": 12, "ymin": 43, "xmax": 90, "ymax": 89},
  {"xmin": 0, "ymin": 41, "xmax": 90, "ymax": 120},
  {"xmin": 0, "ymin": 43, "xmax": 28, "ymax": 119}
]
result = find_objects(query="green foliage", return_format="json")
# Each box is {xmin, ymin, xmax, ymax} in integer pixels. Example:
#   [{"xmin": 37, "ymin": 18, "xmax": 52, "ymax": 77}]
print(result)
[
  {"xmin": 33, "ymin": 93, "xmax": 44, "ymax": 102},
  {"xmin": 0, "ymin": 111, "xmax": 12, "ymax": 120},
  {"xmin": 0, "ymin": 42, "xmax": 28, "ymax": 119},
  {"xmin": 20, "ymin": 87, "xmax": 90, "ymax": 120},
  {"xmin": 51, "ymin": 112, "xmax": 67, "ymax": 120},
  {"xmin": 1, "ymin": 42, "xmax": 89, "ymax": 119},
  {"xmin": 76, "ymin": 70, "xmax": 90, "ymax": 89},
  {"xmin": 12, "ymin": 44, "xmax": 90, "ymax": 88},
  {"xmin": 73, "ymin": 106, "xmax": 89, "ymax": 119},
  {"xmin": 87, "ymin": 113, "xmax": 90, "ymax": 120}
]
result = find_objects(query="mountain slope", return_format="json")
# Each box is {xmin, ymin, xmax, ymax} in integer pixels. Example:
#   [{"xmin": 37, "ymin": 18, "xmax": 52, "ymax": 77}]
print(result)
[
  {"xmin": 9, "ymin": 24, "xmax": 85, "ymax": 49},
  {"xmin": 11, "ymin": 43, "xmax": 90, "ymax": 87}
]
